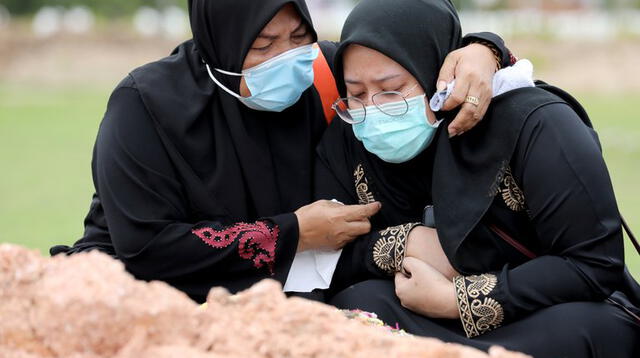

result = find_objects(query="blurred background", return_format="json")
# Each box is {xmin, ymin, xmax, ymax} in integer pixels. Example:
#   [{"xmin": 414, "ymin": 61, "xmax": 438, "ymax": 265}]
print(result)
[{"xmin": 0, "ymin": 0, "xmax": 638, "ymax": 277}]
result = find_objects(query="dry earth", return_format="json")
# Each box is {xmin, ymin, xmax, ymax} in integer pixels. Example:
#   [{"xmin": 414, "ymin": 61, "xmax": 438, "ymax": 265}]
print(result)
[{"xmin": 0, "ymin": 244, "xmax": 530, "ymax": 358}]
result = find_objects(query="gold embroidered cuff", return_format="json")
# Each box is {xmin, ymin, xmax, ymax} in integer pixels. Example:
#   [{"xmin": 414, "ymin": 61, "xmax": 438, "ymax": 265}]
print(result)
[
  {"xmin": 453, "ymin": 273, "xmax": 504, "ymax": 338},
  {"xmin": 372, "ymin": 222, "xmax": 420, "ymax": 275}
]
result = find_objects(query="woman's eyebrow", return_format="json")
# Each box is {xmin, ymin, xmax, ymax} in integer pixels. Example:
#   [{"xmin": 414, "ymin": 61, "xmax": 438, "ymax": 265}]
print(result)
[
  {"xmin": 373, "ymin": 74, "xmax": 401, "ymax": 83},
  {"xmin": 257, "ymin": 21, "xmax": 304, "ymax": 40},
  {"xmin": 257, "ymin": 32, "xmax": 279, "ymax": 40},
  {"xmin": 345, "ymin": 74, "xmax": 401, "ymax": 85}
]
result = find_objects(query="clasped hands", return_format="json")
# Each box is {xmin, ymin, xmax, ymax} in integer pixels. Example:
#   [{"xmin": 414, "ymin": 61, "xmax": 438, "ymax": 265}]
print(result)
[{"xmin": 394, "ymin": 226, "xmax": 460, "ymax": 319}]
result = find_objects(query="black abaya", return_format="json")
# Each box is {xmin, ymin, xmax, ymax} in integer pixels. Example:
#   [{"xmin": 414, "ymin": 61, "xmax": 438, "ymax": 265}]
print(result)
[
  {"xmin": 50, "ymin": 0, "xmax": 328, "ymax": 302},
  {"xmin": 330, "ymin": 280, "xmax": 640, "ymax": 357},
  {"xmin": 50, "ymin": 0, "xmax": 514, "ymax": 303},
  {"xmin": 314, "ymin": 0, "xmax": 640, "ymax": 356}
]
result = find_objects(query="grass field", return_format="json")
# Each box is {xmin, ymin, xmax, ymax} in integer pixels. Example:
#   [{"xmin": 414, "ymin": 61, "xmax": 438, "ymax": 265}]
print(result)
[{"xmin": 0, "ymin": 84, "xmax": 638, "ymax": 278}]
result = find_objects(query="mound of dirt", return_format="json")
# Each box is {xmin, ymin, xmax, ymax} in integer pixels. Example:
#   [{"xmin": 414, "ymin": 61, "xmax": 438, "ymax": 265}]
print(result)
[{"xmin": 0, "ymin": 244, "xmax": 529, "ymax": 358}]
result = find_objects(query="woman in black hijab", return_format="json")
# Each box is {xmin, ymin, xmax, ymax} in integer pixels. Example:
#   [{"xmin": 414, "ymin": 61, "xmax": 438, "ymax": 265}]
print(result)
[
  {"xmin": 50, "ymin": 0, "xmax": 513, "ymax": 303},
  {"xmin": 315, "ymin": 0, "xmax": 640, "ymax": 356}
]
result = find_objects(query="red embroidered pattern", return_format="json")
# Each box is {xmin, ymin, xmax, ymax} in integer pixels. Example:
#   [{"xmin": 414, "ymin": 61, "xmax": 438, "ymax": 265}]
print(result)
[{"xmin": 191, "ymin": 221, "xmax": 279, "ymax": 275}]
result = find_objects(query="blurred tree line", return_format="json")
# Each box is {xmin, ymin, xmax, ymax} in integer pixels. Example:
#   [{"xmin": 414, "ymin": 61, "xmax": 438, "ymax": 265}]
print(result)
[
  {"xmin": 3, "ymin": 0, "xmax": 640, "ymax": 16},
  {"xmin": 2, "ymin": 0, "xmax": 187, "ymax": 17},
  {"xmin": 450, "ymin": 0, "xmax": 640, "ymax": 10}
]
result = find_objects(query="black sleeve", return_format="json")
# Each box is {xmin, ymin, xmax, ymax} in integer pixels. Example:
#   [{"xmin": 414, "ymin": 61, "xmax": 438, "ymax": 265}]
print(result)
[
  {"xmin": 462, "ymin": 32, "xmax": 515, "ymax": 68},
  {"xmin": 453, "ymin": 103, "xmax": 625, "ymax": 338},
  {"xmin": 93, "ymin": 83, "xmax": 299, "ymax": 301}
]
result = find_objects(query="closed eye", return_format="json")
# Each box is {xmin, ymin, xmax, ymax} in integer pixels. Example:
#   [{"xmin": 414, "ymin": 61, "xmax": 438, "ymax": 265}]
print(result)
[
  {"xmin": 251, "ymin": 43, "xmax": 273, "ymax": 51},
  {"xmin": 292, "ymin": 31, "xmax": 308, "ymax": 40}
]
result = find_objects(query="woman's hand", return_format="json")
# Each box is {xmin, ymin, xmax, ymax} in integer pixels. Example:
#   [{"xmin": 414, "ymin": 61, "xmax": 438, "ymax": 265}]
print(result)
[
  {"xmin": 437, "ymin": 43, "xmax": 498, "ymax": 137},
  {"xmin": 294, "ymin": 200, "xmax": 381, "ymax": 252},
  {"xmin": 405, "ymin": 226, "xmax": 459, "ymax": 280},
  {"xmin": 394, "ymin": 257, "xmax": 459, "ymax": 319}
]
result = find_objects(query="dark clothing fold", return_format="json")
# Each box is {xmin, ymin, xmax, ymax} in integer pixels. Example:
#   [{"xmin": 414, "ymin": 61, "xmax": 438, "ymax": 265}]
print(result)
[
  {"xmin": 50, "ymin": 0, "xmax": 514, "ymax": 302},
  {"xmin": 314, "ymin": 0, "xmax": 639, "ymax": 354},
  {"xmin": 51, "ymin": 0, "xmax": 327, "ymax": 302},
  {"xmin": 316, "ymin": 84, "xmax": 640, "ymax": 357},
  {"xmin": 330, "ymin": 280, "xmax": 640, "ymax": 358}
]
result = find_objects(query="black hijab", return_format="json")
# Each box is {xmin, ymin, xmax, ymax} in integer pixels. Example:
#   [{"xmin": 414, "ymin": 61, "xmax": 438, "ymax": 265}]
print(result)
[
  {"xmin": 129, "ymin": 0, "xmax": 326, "ymax": 223},
  {"xmin": 328, "ymin": 0, "xmax": 554, "ymax": 264},
  {"xmin": 322, "ymin": 0, "xmax": 462, "ymax": 225},
  {"xmin": 334, "ymin": 0, "xmax": 461, "ymax": 98}
]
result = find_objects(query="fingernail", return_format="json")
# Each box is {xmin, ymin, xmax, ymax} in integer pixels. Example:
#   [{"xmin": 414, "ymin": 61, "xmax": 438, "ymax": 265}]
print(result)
[
  {"xmin": 436, "ymin": 80, "xmax": 447, "ymax": 92},
  {"xmin": 448, "ymin": 128, "xmax": 458, "ymax": 138}
]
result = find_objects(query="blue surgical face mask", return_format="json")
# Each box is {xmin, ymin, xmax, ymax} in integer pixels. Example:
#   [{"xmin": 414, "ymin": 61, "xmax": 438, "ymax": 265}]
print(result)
[
  {"xmin": 350, "ymin": 94, "xmax": 442, "ymax": 164},
  {"xmin": 206, "ymin": 44, "xmax": 319, "ymax": 112}
]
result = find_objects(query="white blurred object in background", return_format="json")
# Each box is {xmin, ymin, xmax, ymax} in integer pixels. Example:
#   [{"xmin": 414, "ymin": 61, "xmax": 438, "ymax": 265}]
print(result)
[
  {"xmin": 474, "ymin": 0, "xmax": 501, "ymax": 8},
  {"xmin": 307, "ymin": 0, "xmax": 351, "ymax": 37},
  {"xmin": 63, "ymin": 6, "xmax": 95, "ymax": 34},
  {"xmin": 32, "ymin": 7, "xmax": 64, "ymax": 38},
  {"xmin": 0, "ymin": 5, "xmax": 10, "ymax": 29},
  {"xmin": 162, "ymin": 6, "xmax": 189, "ymax": 39},
  {"xmin": 459, "ymin": 9, "xmax": 640, "ymax": 41},
  {"xmin": 133, "ymin": 7, "xmax": 162, "ymax": 37}
]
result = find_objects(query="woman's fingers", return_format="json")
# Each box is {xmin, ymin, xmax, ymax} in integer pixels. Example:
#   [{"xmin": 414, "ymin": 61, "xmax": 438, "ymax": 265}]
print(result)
[
  {"xmin": 344, "ymin": 220, "xmax": 372, "ymax": 238},
  {"xmin": 448, "ymin": 101, "xmax": 480, "ymax": 137},
  {"xmin": 440, "ymin": 43, "xmax": 495, "ymax": 137},
  {"xmin": 394, "ymin": 272, "xmax": 410, "ymax": 290},
  {"xmin": 401, "ymin": 256, "xmax": 422, "ymax": 274},
  {"xmin": 340, "ymin": 202, "xmax": 382, "ymax": 222},
  {"xmin": 436, "ymin": 52, "xmax": 458, "ymax": 93},
  {"xmin": 442, "ymin": 72, "xmax": 471, "ymax": 111}
]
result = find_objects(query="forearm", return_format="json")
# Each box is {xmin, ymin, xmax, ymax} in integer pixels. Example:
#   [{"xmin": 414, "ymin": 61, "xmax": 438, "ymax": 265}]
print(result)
[{"xmin": 462, "ymin": 32, "xmax": 516, "ymax": 69}]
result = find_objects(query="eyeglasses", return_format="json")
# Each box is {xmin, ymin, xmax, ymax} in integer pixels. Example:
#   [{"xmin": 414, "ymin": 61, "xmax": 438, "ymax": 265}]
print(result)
[{"xmin": 331, "ymin": 84, "xmax": 419, "ymax": 124}]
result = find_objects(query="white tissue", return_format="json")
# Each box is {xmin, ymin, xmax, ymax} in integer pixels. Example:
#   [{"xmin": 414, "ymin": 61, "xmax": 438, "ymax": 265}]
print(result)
[{"xmin": 429, "ymin": 59, "xmax": 535, "ymax": 112}]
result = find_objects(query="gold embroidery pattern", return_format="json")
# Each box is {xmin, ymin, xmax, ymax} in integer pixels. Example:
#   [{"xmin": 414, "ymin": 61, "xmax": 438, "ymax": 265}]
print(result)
[
  {"xmin": 454, "ymin": 275, "xmax": 479, "ymax": 338},
  {"xmin": 372, "ymin": 223, "xmax": 419, "ymax": 275},
  {"xmin": 354, "ymin": 164, "xmax": 376, "ymax": 205},
  {"xmin": 500, "ymin": 166, "xmax": 525, "ymax": 212},
  {"xmin": 488, "ymin": 160, "xmax": 509, "ymax": 197},
  {"xmin": 453, "ymin": 274, "xmax": 504, "ymax": 338},
  {"xmin": 372, "ymin": 236, "xmax": 395, "ymax": 274},
  {"xmin": 471, "ymin": 298, "xmax": 504, "ymax": 333},
  {"xmin": 466, "ymin": 274, "xmax": 497, "ymax": 298}
]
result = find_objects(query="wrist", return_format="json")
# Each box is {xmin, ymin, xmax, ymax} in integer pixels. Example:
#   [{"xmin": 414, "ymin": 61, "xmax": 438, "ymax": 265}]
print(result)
[
  {"xmin": 469, "ymin": 41, "xmax": 501, "ymax": 72},
  {"xmin": 296, "ymin": 240, "xmax": 308, "ymax": 252},
  {"xmin": 293, "ymin": 211, "xmax": 308, "ymax": 252},
  {"xmin": 446, "ymin": 281, "xmax": 460, "ymax": 319},
  {"xmin": 437, "ymin": 281, "xmax": 459, "ymax": 319}
]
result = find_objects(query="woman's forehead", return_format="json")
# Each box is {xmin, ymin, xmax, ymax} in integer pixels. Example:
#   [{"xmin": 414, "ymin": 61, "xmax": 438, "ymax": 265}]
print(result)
[
  {"xmin": 343, "ymin": 44, "xmax": 412, "ymax": 81},
  {"xmin": 260, "ymin": 4, "xmax": 304, "ymax": 36}
]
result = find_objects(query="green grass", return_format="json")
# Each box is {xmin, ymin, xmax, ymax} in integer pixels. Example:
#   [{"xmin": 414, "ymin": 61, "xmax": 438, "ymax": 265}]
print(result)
[
  {"xmin": 0, "ymin": 84, "xmax": 109, "ymax": 251},
  {"xmin": 0, "ymin": 84, "xmax": 638, "ymax": 278}
]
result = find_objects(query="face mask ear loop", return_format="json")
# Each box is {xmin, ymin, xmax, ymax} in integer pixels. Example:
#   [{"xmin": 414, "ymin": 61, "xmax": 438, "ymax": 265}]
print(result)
[
  {"xmin": 205, "ymin": 64, "xmax": 244, "ymax": 100},
  {"xmin": 416, "ymin": 95, "xmax": 442, "ymax": 128}
]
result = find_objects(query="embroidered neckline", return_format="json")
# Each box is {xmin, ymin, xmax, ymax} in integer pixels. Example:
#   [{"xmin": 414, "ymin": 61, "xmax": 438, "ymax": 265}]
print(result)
[{"xmin": 354, "ymin": 164, "xmax": 376, "ymax": 205}]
